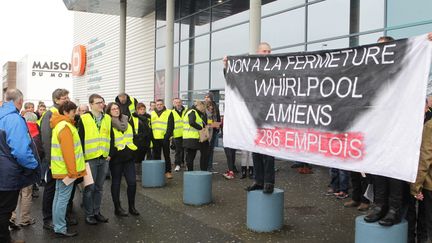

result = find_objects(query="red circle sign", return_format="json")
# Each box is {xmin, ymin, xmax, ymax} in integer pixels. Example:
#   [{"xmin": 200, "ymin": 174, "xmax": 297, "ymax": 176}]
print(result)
[{"xmin": 72, "ymin": 45, "xmax": 86, "ymax": 76}]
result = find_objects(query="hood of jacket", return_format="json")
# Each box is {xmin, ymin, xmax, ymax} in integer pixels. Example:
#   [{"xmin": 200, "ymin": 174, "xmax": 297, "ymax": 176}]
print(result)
[
  {"xmin": 50, "ymin": 112, "xmax": 74, "ymax": 129},
  {"xmin": 0, "ymin": 101, "xmax": 19, "ymax": 120}
]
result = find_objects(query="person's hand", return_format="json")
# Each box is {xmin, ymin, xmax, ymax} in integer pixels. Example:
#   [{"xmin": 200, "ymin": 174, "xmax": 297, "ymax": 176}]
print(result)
[
  {"xmin": 428, "ymin": 32, "xmax": 432, "ymax": 41},
  {"xmin": 414, "ymin": 192, "xmax": 424, "ymax": 201},
  {"xmin": 106, "ymin": 156, "xmax": 111, "ymax": 161},
  {"xmin": 223, "ymin": 56, "xmax": 228, "ymax": 68}
]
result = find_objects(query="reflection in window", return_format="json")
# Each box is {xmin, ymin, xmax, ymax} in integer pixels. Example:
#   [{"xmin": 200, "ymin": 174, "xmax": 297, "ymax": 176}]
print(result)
[
  {"xmin": 210, "ymin": 61, "xmax": 225, "ymax": 90},
  {"xmin": 211, "ymin": 23, "xmax": 249, "ymax": 60},
  {"xmin": 307, "ymin": 0, "xmax": 349, "ymax": 41},
  {"xmin": 359, "ymin": 0, "xmax": 384, "ymax": 32},
  {"xmin": 261, "ymin": 8, "xmax": 305, "ymax": 49},
  {"xmin": 155, "ymin": 47, "xmax": 165, "ymax": 70},
  {"xmin": 212, "ymin": 3, "xmax": 249, "ymax": 31},
  {"xmin": 307, "ymin": 38, "xmax": 349, "ymax": 51},
  {"xmin": 387, "ymin": 0, "xmax": 432, "ymax": 27},
  {"xmin": 180, "ymin": 11, "xmax": 211, "ymax": 40},
  {"xmin": 262, "ymin": 0, "xmax": 305, "ymax": 16},
  {"xmin": 193, "ymin": 63, "xmax": 210, "ymax": 90}
]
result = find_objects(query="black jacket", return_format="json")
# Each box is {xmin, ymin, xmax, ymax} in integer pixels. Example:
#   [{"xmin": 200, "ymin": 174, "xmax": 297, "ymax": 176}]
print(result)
[
  {"xmin": 115, "ymin": 94, "xmax": 138, "ymax": 118},
  {"xmin": 130, "ymin": 112, "xmax": 152, "ymax": 149}
]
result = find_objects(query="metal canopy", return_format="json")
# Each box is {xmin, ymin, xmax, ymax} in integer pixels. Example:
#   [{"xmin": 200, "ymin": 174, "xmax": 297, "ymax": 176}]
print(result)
[{"xmin": 63, "ymin": 0, "xmax": 156, "ymax": 18}]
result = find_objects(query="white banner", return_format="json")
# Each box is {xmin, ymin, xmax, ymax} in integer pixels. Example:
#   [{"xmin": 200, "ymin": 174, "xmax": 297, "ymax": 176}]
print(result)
[{"xmin": 224, "ymin": 35, "xmax": 432, "ymax": 182}]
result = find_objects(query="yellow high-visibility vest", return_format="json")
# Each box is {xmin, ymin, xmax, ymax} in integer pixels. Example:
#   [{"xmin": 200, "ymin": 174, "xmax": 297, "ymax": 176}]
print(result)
[
  {"xmin": 113, "ymin": 123, "xmax": 137, "ymax": 151},
  {"xmin": 172, "ymin": 108, "xmax": 187, "ymax": 138},
  {"xmin": 182, "ymin": 109, "xmax": 203, "ymax": 139},
  {"xmin": 131, "ymin": 116, "xmax": 139, "ymax": 134},
  {"xmin": 37, "ymin": 107, "xmax": 58, "ymax": 126},
  {"xmin": 128, "ymin": 96, "xmax": 136, "ymax": 114},
  {"xmin": 80, "ymin": 113, "xmax": 111, "ymax": 160},
  {"xmin": 51, "ymin": 120, "xmax": 86, "ymax": 178},
  {"xmin": 151, "ymin": 110, "xmax": 171, "ymax": 139}
]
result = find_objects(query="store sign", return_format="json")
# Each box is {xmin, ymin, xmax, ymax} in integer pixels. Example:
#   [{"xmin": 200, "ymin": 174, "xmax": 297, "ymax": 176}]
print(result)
[
  {"xmin": 32, "ymin": 60, "xmax": 71, "ymax": 78},
  {"xmin": 72, "ymin": 45, "xmax": 86, "ymax": 76}
]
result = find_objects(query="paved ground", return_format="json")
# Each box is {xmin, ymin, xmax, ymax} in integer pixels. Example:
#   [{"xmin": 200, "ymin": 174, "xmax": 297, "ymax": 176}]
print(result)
[{"xmin": 10, "ymin": 149, "xmax": 365, "ymax": 242}]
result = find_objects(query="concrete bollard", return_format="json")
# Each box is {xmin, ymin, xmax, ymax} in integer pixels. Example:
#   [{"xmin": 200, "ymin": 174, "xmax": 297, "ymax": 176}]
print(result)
[
  {"xmin": 141, "ymin": 160, "xmax": 166, "ymax": 187},
  {"xmin": 246, "ymin": 188, "xmax": 284, "ymax": 232},
  {"xmin": 183, "ymin": 171, "xmax": 212, "ymax": 205},
  {"xmin": 355, "ymin": 216, "xmax": 408, "ymax": 243}
]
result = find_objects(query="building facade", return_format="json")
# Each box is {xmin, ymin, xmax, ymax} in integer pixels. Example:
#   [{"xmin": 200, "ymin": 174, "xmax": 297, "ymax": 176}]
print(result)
[{"xmin": 67, "ymin": 0, "xmax": 432, "ymax": 109}]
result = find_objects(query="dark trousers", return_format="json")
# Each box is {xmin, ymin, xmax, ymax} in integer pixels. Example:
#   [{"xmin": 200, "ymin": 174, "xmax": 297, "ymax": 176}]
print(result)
[
  {"xmin": 186, "ymin": 142, "xmax": 209, "ymax": 171},
  {"xmin": 0, "ymin": 190, "xmax": 19, "ymax": 243},
  {"xmin": 152, "ymin": 139, "xmax": 172, "ymax": 173},
  {"xmin": 422, "ymin": 189, "xmax": 432, "ymax": 242},
  {"xmin": 207, "ymin": 131, "xmax": 218, "ymax": 170},
  {"xmin": 406, "ymin": 190, "xmax": 427, "ymax": 243},
  {"xmin": 351, "ymin": 172, "xmax": 369, "ymax": 203},
  {"xmin": 373, "ymin": 175, "xmax": 404, "ymax": 212},
  {"xmin": 173, "ymin": 137, "xmax": 184, "ymax": 166},
  {"xmin": 252, "ymin": 153, "xmax": 275, "ymax": 185},
  {"xmin": 110, "ymin": 160, "xmax": 136, "ymax": 208},
  {"xmin": 42, "ymin": 170, "xmax": 56, "ymax": 223},
  {"xmin": 224, "ymin": 147, "xmax": 237, "ymax": 172}
]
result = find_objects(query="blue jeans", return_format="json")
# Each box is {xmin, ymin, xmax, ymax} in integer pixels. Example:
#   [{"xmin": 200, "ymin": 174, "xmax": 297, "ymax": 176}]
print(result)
[
  {"xmin": 83, "ymin": 158, "xmax": 108, "ymax": 217},
  {"xmin": 330, "ymin": 168, "xmax": 350, "ymax": 193},
  {"xmin": 53, "ymin": 180, "xmax": 73, "ymax": 234}
]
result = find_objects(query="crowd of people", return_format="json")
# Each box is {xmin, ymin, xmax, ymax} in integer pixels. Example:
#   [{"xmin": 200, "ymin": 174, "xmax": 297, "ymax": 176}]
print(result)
[{"xmin": 1, "ymin": 34, "xmax": 432, "ymax": 243}]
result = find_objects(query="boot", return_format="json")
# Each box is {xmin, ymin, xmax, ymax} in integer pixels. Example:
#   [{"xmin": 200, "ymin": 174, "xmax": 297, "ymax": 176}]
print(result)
[
  {"xmin": 248, "ymin": 166, "xmax": 254, "ymax": 179},
  {"xmin": 114, "ymin": 203, "xmax": 128, "ymax": 217},
  {"xmin": 378, "ymin": 208, "xmax": 401, "ymax": 226},
  {"xmin": 240, "ymin": 166, "xmax": 247, "ymax": 179},
  {"xmin": 364, "ymin": 205, "xmax": 387, "ymax": 223},
  {"xmin": 129, "ymin": 201, "xmax": 140, "ymax": 216}
]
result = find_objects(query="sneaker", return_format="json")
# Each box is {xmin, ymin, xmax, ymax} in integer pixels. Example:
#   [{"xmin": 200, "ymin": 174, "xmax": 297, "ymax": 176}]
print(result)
[
  {"xmin": 165, "ymin": 172, "xmax": 173, "ymax": 179},
  {"xmin": 19, "ymin": 218, "xmax": 36, "ymax": 227},
  {"xmin": 9, "ymin": 219, "xmax": 20, "ymax": 231},
  {"xmin": 174, "ymin": 165, "xmax": 181, "ymax": 172},
  {"xmin": 335, "ymin": 192, "xmax": 349, "ymax": 199},
  {"xmin": 325, "ymin": 188, "xmax": 335, "ymax": 196},
  {"xmin": 223, "ymin": 171, "xmax": 234, "ymax": 179}
]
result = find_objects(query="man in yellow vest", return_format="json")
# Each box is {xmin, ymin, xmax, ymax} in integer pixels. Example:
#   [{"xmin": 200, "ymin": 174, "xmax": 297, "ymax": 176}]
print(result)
[
  {"xmin": 151, "ymin": 99, "xmax": 174, "ymax": 179},
  {"xmin": 77, "ymin": 94, "xmax": 111, "ymax": 225},
  {"xmin": 115, "ymin": 92, "xmax": 138, "ymax": 118},
  {"xmin": 40, "ymin": 88, "xmax": 71, "ymax": 230},
  {"xmin": 172, "ymin": 98, "xmax": 187, "ymax": 172}
]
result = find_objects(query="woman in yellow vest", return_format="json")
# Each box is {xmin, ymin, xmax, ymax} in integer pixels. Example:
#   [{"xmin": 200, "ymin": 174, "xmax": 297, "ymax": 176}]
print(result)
[
  {"xmin": 50, "ymin": 101, "xmax": 86, "ymax": 237},
  {"xmin": 183, "ymin": 100, "xmax": 210, "ymax": 171},
  {"xmin": 106, "ymin": 102, "xmax": 139, "ymax": 217}
]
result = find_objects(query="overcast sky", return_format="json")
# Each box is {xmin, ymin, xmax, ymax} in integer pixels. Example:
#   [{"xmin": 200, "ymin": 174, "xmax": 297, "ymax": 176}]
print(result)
[{"xmin": 0, "ymin": 0, "xmax": 73, "ymax": 70}]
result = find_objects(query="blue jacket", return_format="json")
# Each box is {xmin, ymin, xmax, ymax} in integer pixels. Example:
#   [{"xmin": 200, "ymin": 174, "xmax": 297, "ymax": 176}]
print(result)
[{"xmin": 0, "ymin": 101, "xmax": 40, "ymax": 191}]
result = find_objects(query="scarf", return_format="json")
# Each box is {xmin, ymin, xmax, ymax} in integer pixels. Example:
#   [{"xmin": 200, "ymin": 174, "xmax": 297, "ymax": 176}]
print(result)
[{"xmin": 112, "ymin": 115, "xmax": 129, "ymax": 132}]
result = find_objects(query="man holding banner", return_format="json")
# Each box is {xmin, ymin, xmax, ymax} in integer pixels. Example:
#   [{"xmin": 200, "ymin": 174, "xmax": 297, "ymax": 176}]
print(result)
[{"xmin": 223, "ymin": 33, "xmax": 432, "ymax": 227}]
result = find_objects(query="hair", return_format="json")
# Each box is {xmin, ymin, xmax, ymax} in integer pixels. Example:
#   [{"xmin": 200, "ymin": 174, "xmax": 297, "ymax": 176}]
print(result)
[
  {"xmin": 258, "ymin": 42, "xmax": 272, "ymax": 50},
  {"xmin": 38, "ymin": 103, "xmax": 46, "ymax": 109},
  {"xmin": 24, "ymin": 102, "xmax": 35, "ymax": 109},
  {"xmin": 195, "ymin": 100, "xmax": 205, "ymax": 107},
  {"xmin": 118, "ymin": 92, "xmax": 127, "ymax": 97},
  {"xmin": 88, "ymin": 93, "xmax": 103, "ymax": 104},
  {"xmin": 136, "ymin": 102, "xmax": 146, "ymax": 109},
  {"xmin": 52, "ymin": 89, "xmax": 69, "ymax": 103},
  {"xmin": 105, "ymin": 102, "xmax": 123, "ymax": 119},
  {"xmin": 156, "ymin": 99, "xmax": 164, "ymax": 104},
  {"xmin": 23, "ymin": 112, "xmax": 38, "ymax": 122},
  {"xmin": 58, "ymin": 101, "xmax": 78, "ymax": 115},
  {"xmin": 377, "ymin": 36, "xmax": 395, "ymax": 42},
  {"xmin": 150, "ymin": 101, "xmax": 156, "ymax": 105},
  {"xmin": 5, "ymin": 89, "xmax": 23, "ymax": 102}
]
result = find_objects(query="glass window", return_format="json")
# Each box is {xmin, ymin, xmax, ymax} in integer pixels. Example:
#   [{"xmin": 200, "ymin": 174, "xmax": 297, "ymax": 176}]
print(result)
[
  {"xmin": 272, "ymin": 45, "xmax": 305, "ymax": 54},
  {"xmin": 359, "ymin": 32, "xmax": 383, "ymax": 46},
  {"xmin": 307, "ymin": 0, "xmax": 350, "ymax": 41},
  {"xmin": 180, "ymin": 0, "xmax": 211, "ymax": 18},
  {"xmin": 211, "ymin": 23, "xmax": 249, "ymax": 60},
  {"xmin": 174, "ymin": 43, "xmax": 179, "ymax": 67},
  {"xmin": 359, "ymin": 0, "xmax": 384, "ymax": 32},
  {"xmin": 156, "ymin": 20, "xmax": 165, "ymax": 28},
  {"xmin": 307, "ymin": 38, "xmax": 349, "ymax": 51},
  {"xmin": 388, "ymin": 23, "xmax": 432, "ymax": 39},
  {"xmin": 180, "ymin": 34, "xmax": 210, "ymax": 65},
  {"xmin": 179, "ymin": 66, "xmax": 189, "ymax": 92},
  {"xmin": 180, "ymin": 11, "xmax": 211, "ymax": 40},
  {"xmin": 156, "ymin": 26, "xmax": 166, "ymax": 48},
  {"xmin": 262, "ymin": 0, "xmax": 305, "ymax": 16},
  {"xmin": 210, "ymin": 60, "xmax": 225, "ymax": 90},
  {"xmin": 387, "ymin": 0, "xmax": 432, "ymax": 27},
  {"xmin": 193, "ymin": 63, "xmax": 210, "ymax": 90},
  {"xmin": 212, "ymin": 3, "xmax": 249, "ymax": 31},
  {"xmin": 155, "ymin": 47, "xmax": 165, "ymax": 70},
  {"xmin": 261, "ymin": 8, "xmax": 305, "ymax": 49}
]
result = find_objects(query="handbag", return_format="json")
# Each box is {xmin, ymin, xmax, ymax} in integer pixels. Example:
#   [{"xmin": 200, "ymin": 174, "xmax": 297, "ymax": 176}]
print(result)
[{"xmin": 199, "ymin": 127, "xmax": 210, "ymax": 142}]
